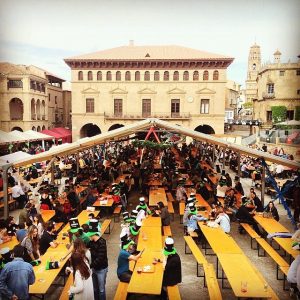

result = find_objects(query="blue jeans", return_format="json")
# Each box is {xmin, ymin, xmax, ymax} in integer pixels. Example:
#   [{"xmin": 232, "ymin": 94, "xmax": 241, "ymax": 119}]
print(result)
[{"xmin": 93, "ymin": 267, "xmax": 108, "ymax": 300}]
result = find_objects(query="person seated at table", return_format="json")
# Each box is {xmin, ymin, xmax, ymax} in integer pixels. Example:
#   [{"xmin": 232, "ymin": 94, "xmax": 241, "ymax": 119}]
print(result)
[
  {"xmin": 176, "ymin": 179, "xmax": 187, "ymax": 202},
  {"xmin": 11, "ymin": 182, "xmax": 26, "ymax": 209},
  {"xmin": 234, "ymin": 176, "xmax": 244, "ymax": 196},
  {"xmin": 224, "ymin": 188, "xmax": 237, "ymax": 209},
  {"xmin": 39, "ymin": 221, "xmax": 59, "ymax": 255},
  {"xmin": 0, "ymin": 223, "xmax": 12, "ymax": 244},
  {"xmin": 186, "ymin": 203, "xmax": 207, "ymax": 238},
  {"xmin": 155, "ymin": 201, "xmax": 171, "ymax": 226},
  {"xmin": 161, "ymin": 237, "xmax": 182, "ymax": 300},
  {"xmin": 16, "ymin": 222, "xmax": 27, "ymax": 243},
  {"xmin": 67, "ymin": 185, "xmax": 80, "ymax": 217},
  {"xmin": 21, "ymin": 225, "xmax": 40, "ymax": 262},
  {"xmin": 250, "ymin": 191, "xmax": 264, "ymax": 213},
  {"xmin": 129, "ymin": 219, "xmax": 142, "ymax": 242},
  {"xmin": 117, "ymin": 236, "xmax": 142, "ymax": 283},
  {"xmin": 264, "ymin": 201, "xmax": 279, "ymax": 221},
  {"xmin": 5, "ymin": 216, "xmax": 18, "ymax": 236},
  {"xmin": 288, "ymin": 255, "xmax": 300, "ymax": 298},
  {"xmin": 216, "ymin": 176, "xmax": 229, "ymax": 198},
  {"xmin": 214, "ymin": 207, "xmax": 230, "ymax": 233},
  {"xmin": 40, "ymin": 189, "xmax": 52, "ymax": 210},
  {"xmin": 136, "ymin": 197, "xmax": 151, "ymax": 215}
]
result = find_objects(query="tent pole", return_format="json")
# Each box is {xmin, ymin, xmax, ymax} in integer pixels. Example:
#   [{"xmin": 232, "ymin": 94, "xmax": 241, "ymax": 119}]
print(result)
[
  {"xmin": 2, "ymin": 165, "xmax": 11, "ymax": 219},
  {"xmin": 261, "ymin": 163, "xmax": 266, "ymax": 206}
]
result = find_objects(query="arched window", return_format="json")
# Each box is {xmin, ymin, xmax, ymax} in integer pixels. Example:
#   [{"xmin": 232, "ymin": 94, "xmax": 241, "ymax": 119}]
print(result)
[
  {"xmin": 164, "ymin": 71, "xmax": 169, "ymax": 81},
  {"xmin": 31, "ymin": 98, "xmax": 36, "ymax": 120},
  {"xmin": 144, "ymin": 71, "xmax": 150, "ymax": 81},
  {"xmin": 173, "ymin": 71, "xmax": 179, "ymax": 81},
  {"xmin": 37, "ymin": 126, "xmax": 41, "ymax": 132},
  {"xmin": 213, "ymin": 70, "xmax": 219, "ymax": 80},
  {"xmin": 183, "ymin": 71, "xmax": 189, "ymax": 81},
  {"xmin": 116, "ymin": 71, "xmax": 121, "ymax": 81},
  {"xmin": 32, "ymin": 126, "xmax": 36, "ymax": 131},
  {"xmin": 154, "ymin": 71, "xmax": 160, "ymax": 81},
  {"xmin": 193, "ymin": 71, "xmax": 199, "ymax": 81},
  {"xmin": 78, "ymin": 71, "xmax": 83, "ymax": 81},
  {"xmin": 36, "ymin": 99, "xmax": 41, "ymax": 120},
  {"xmin": 203, "ymin": 70, "xmax": 209, "ymax": 81},
  {"xmin": 42, "ymin": 125, "xmax": 46, "ymax": 130},
  {"xmin": 9, "ymin": 98, "xmax": 23, "ymax": 121},
  {"xmin": 87, "ymin": 71, "xmax": 93, "ymax": 81},
  {"xmin": 135, "ymin": 71, "xmax": 140, "ymax": 81},
  {"xmin": 125, "ymin": 71, "xmax": 131, "ymax": 81},
  {"xmin": 106, "ymin": 71, "xmax": 112, "ymax": 81},
  {"xmin": 97, "ymin": 71, "xmax": 102, "ymax": 81}
]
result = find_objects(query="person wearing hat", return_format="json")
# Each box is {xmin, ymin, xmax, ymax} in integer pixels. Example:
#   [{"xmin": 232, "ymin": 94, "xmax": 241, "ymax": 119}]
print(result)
[
  {"xmin": 136, "ymin": 197, "xmax": 150, "ymax": 215},
  {"xmin": 0, "ymin": 245, "xmax": 35, "ymax": 300},
  {"xmin": 129, "ymin": 219, "xmax": 142, "ymax": 240},
  {"xmin": 161, "ymin": 237, "xmax": 181, "ymax": 299},
  {"xmin": 117, "ymin": 236, "xmax": 142, "ymax": 283},
  {"xmin": 186, "ymin": 204, "xmax": 207, "ymax": 238},
  {"xmin": 39, "ymin": 221, "xmax": 59, "ymax": 255},
  {"xmin": 176, "ymin": 180, "xmax": 187, "ymax": 202},
  {"xmin": 130, "ymin": 210, "xmax": 138, "ymax": 224},
  {"xmin": 86, "ymin": 219, "xmax": 108, "ymax": 300}
]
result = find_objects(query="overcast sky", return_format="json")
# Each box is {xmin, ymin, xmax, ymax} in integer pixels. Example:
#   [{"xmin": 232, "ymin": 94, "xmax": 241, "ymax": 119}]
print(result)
[{"xmin": 0, "ymin": 0, "xmax": 299, "ymax": 88}]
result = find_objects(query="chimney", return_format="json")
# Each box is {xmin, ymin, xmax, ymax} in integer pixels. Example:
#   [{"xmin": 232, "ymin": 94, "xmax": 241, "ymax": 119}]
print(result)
[{"xmin": 129, "ymin": 40, "xmax": 134, "ymax": 46}]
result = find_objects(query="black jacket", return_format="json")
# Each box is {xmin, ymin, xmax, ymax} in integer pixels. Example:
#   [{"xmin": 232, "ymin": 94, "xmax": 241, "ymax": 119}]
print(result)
[
  {"xmin": 88, "ymin": 237, "xmax": 108, "ymax": 270},
  {"xmin": 163, "ymin": 253, "xmax": 182, "ymax": 286}
]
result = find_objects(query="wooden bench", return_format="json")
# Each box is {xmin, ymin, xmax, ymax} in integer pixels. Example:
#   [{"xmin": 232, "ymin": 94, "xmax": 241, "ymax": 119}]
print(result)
[
  {"xmin": 167, "ymin": 201, "xmax": 175, "ymax": 221},
  {"xmin": 240, "ymin": 223, "xmax": 260, "ymax": 249},
  {"xmin": 58, "ymin": 273, "xmax": 73, "ymax": 300},
  {"xmin": 184, "ymin": 236, "xmax": 207, "ymax": 277},
  {"xmin": 113, "ymin": 282, "xmax": 128, "ymax": 300},
  {"xmin": 279, "ymin": 266, "xmax": 289, "ymax": 291},
  {"xmin": 166, "ymin": 192, "xmax": 175, "ymax": 202},
  {"xmin": 163, "ymin": 225, "xmax": 172, "ymax": 237},
  {"xmin": 113, "ymin": 206, "xmax": 122, "ymax": 222},
  {"xmin": 0, "ymin": 199, "xmax": 16, "ymax": 211},
  {"xmin": 203, "ymin": 263, "xmax": 222, "ymax": 300},
  {"xmin": 101, "ymin": 219, "xmax": 111, "ymax": 234},
  {"xmin": 167, "ymin": 285, "xmax": 181, "ymax": 300},
  {"xmin": 179, "ymin": 202, "xmax": 185, "ymax": 224}
]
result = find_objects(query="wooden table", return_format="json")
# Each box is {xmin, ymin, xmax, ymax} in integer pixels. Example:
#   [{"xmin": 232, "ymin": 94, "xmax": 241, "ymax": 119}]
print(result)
[
  {"xmin": 0, "ymin": 236, "xmax": 18, "ymax": 251},
  {"xmin": 254, "ymin": 214, "xmax": 289, "ymax": 234},
  {"xmin": 92, "ymin": 198, "xmax": 114, "ymax": 208},
  {"xmin": 273, "ymin": 237, "xmax": 300, "ymax": 259},
  {"xmin": 142, "ymin": 216, "xmax": 162, "ymax": 227},
  {"xmin": 0, "ymin": 188, "xmax": 12, "ymax": 199},
  {"xmin": 41, "ymin": 210, "xmax": 55, "ymax": 222},
  {"xmin": 217, "ymin": 253, "xmax": 271, "ymax": 298},
  {"xmin": 137, "ymin": 226, "xmax": 162, "ymax": 252},
  {"xmin": 208, "ymin": 174, "xmax": 219, "ymax": 185},
  {"xmin": 147, "ymin": 180, "xmax": 162, "ymax": 186},
  {"xmin": 149, "ymin": 188, "xmax": 167, "ymax": 206}
]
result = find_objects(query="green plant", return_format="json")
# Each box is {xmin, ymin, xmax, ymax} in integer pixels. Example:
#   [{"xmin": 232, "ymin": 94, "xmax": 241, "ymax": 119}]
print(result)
[
  {"xmin": 271, "ymin": 106, "xmax": 287, "ymax": 123},
  {"xmin": 295, "ymin": 106, "xmax": 300, "ymax": 121},
  {"xmin": 243, "ymin": 102, "xmax": 253, "ymax": 109}
]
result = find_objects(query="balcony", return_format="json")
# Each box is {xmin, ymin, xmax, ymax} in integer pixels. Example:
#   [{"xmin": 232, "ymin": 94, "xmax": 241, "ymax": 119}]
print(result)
[
  {"xmin": 104, "ymin": 112, "xmax": 191, "ymax": 120},
  {"xmin": 31, "ymin": 113, "xmax": 36, "ymax": 120},
  {"xmin": 262, "ymin": 92, "xmax": 275, "ymax": 99},
  {"xmin": 42, "ymin": 115, "xmax": 46, "ymax": 120}
]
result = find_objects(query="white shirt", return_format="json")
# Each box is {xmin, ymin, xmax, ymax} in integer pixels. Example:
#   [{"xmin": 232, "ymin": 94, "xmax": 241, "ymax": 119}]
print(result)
[
  {"xmin": 287, "ymin": 255, "xmax": 300, "ymax": 284},
  {"xmin": 11, "ymin": 185, "xmax": 25, "ymax": 198},
  {"xmin": 215, "ymin": 213, "xmax": 231, "ymax": 233}
]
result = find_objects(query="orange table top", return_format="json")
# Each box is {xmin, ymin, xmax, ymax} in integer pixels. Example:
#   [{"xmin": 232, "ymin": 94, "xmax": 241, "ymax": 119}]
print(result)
[
  {"xmin": 40, "ymin": 210, "xmax": 55, "ymax": 223},
  {"xmin": 254, "ymin": 214, "xmax": 289, "ymax": 234},
  {"xmin": 137, "ymin": 226, "xmax": 162, "ymax": 252},
  {"xmin": 142, "ymin": 216, "xmax": 162, "ymax": 227},
  {"xmin": 273, "ymin": 237, "xmax": 300, "ymax": 259},
  {"xmin": 149, "ymin": 188, "xmax": 167, "ymax": 206},
  {"xmin": 93, "ymin": 198, "xmax": 114, "ymax": 207}
]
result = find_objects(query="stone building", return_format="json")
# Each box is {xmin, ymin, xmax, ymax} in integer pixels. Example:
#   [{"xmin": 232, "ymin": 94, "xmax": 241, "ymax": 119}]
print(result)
[
  {"xmin": 0, "ymin": 62, "xmax": 66, "ymax": 132},
  {"xmin": 225, "ymin": 80, "xmax": 241, "ymax": 122},
  {"xmin": 64, "ymin": 43, "xmax": 234, "ymax": 141}
]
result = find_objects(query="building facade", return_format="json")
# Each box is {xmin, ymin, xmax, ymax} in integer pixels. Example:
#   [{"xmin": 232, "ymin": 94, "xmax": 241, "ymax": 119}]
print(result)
[
  {"xmin": 64, "ymin": 44, "xmax": 234, "ymax": 141},
  {"xmin": 252, "ymin": 51, "xmax": 300, "ymax": 124},
  {"xmin": 225, "ymin": 80, "xmax": 241, "ymax": 122},
  {"xmin": 0, "ymin": 62, "xmax": 66, "ymax": 132}
]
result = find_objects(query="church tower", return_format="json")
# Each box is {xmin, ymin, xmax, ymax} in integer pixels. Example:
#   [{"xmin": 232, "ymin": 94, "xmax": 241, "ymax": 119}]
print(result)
[{"xmin": 245, "ymin": 43, "xmax": 261, "ymax": 102}]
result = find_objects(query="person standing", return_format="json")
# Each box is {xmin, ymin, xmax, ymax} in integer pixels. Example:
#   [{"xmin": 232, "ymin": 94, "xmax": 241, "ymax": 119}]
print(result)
[
  {"xmin": 0, "ymin": 245, "xmax": 35, "ymax": 300},
  {"xmin": 11, "ymin": 182, "xmax": 26, "ymax": 209},
  {"xmin": 86, "ymin": 220, "xmax": 108, "ymax": 300},
  {"xmin": 156, "ymin": 201, "xmax": 171, "ymax": 226}
]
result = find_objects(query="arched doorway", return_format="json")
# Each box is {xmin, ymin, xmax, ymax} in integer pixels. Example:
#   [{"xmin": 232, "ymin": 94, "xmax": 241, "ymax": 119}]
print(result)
[
  {"xmin": 42, "ymin": 125, "xmax": 46, "ymax": 130},
  {"xmin": 37, "ymin": 126, "xmax": 41, "ymax": 132},
  {"xmin": 11, "ymin": 126, "xmax": 23, "ymax": 132},
  {"xmin": 194, "ymin": 124, "xmax": 215, "ymax": 134},
  {"xmin": 108, "ymin": 124, "xmax": 124, "ymax": 131},
  {"xmin": 9, "ymin": 98, "xmax": 23, "ymax": 120},
  {"xmin": 32, "ymin": 126, "xmax": 36, "ymax": 131},
  {"xmin": 80, "ymin": 123, "xmax": 101, "ymax": 138}
]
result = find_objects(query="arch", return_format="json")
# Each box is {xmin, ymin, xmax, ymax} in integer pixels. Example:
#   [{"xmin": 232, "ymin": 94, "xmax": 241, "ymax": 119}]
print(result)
[
  {"xmin": 87, "ymin": 71, "xmax": 93, "ymax": 81},
  {"xmin": 106, "ymin": 71, "xmax": 112, "ymax": 81},
  {"xmin": 173, "ymin": 71, "xmax": 179, "ymax": 81},
  {"xmin": 41, "ymin": 100, "xmax": 46, "ymax": 119},
  {"xmin": 78, "ymin": 71, "xmax": 83, "ymax": 81},
  {"xmin": 193, "ymin": 71, "xmax": 199, "ymax": 81},
  {"xmin": 144, "ymin": 71, "xmax": 150, "ymax": 81},
  {"xmin": 213, "ymin": 70, "xmax": 219, "ymax": 80},
  {"xmin": 97, "ymin": 71, "xmax": 102, "ymax": 81},
  {"xmin": 154, "ymin": 71, "xmax": 160, "ymax": 81},
  {"xmin": 36, "ymin": 99, "xmax": 41, "ymax": 120},
  {"xmin": 108, "ymin": 124, "xmax": 125, "ymax": 131},
  {"xmin": 135, "ymin": 71, "xmax": 140, "ymax": 81},
  {"xmin": 194, "ymin": 124, "xmax": 215, "ymax": 134},
  {"xmin": 42, "ymin": 125, "xmax": 46, "ymax": 130},
  {"xmin": 80, "ymin": 123, "xmax": 101, "ymax": 138},
  {"xmin": 31, "ymin": 98, "xmax": 36, "ymax": 120},
  {"xmin": 37, "ymin": 126, "xmax": 41, "ymax": 132},
  {"xmin": 183, "ymin": 71, "xmax": 189, "ymax": 81},
  {"xmin": 125, "ymin": 71, "xmax": 131, "ymax": 81},
  {"xmin": 32, "ymin": 126, "xmax": 36, "ymax": 131},
  {"xmin": 116, "ymin": 71, "xmax": 121, "ymax": 81},
  {"xmin": 11, "ymin": 126, "xmax": 23, "ymax": 132},
  {"xmin": 163, "ymin": 71, "xmax": 169, "ymax": 81},
  {"xmin": 203, "ymin": 70, "xmax": 209, "ymax": 80},
  {"xmin": 9, "ymin": 98, "xmax": 23, "ymax": 120}
]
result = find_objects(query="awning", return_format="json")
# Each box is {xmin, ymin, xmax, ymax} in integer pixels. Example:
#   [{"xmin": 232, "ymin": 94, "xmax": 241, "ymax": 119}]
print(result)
[
  {"xmin": 40, "ymin": 129, "xmax": 65, "ymax": 141},
  {"xmin": 50, "ymin": 127, "xmax": 72, "ymax": 143},
  {"xmin": 0, "ymin": 151, "xmax": 32, "ymax": 167},
  {"xmin": 24, "ymin": 130, "xmax": 54, "ymax": 141}
]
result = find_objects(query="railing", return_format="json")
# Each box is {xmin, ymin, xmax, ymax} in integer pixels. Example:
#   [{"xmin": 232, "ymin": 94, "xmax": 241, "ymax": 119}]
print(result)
[
  {"xmin": 104, "ymin": 112, "xmax": 191, "ymax": 120},
  {"xmin": 10, "ymin": 116, "xmax": 23, "ymax": 121},
  {"xmin": 262, "ymin": 92, "xmax": 275, "ymax": 99}
]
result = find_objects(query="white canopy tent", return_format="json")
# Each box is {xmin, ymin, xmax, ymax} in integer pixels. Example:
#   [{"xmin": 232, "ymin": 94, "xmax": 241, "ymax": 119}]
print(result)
[{"xmin": 0, "ymin": 151, "xmax": 32, "ymax": 167}]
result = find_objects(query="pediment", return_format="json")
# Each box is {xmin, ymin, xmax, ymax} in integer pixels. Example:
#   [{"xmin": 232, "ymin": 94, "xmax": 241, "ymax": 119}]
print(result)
[
  {"xmin": 137, "ymin": 88, "xmax": 157, "ymax": 94},
  {"xmin": 81, "ymin": 87, "xmax": 100, "ymax": 94},
  {"xmin": 195, "ymin": 88, "xmax": 216, "ymax": 94},
  {"xmin": 110, "ymin": 88, "xmax": 128, "ymax": 94},
  {"xmin": 167, "ymin": 88, "xmax": 186, "ymax": 94}
]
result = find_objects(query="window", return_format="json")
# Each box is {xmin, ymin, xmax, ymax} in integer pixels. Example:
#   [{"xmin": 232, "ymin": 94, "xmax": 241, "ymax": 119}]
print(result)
[
  {"xmin": 154, "ymin": 71, "xmax": 160, "ymax": 81},
  {"xmin": 183, "ymin": 71, "xmax": 189, "ymax": 81},
  {"xmin": 267, "ymin": 83, "xmax": 274, "ymax": 94},
  {"xmin": 142, "ymin": 99, "xmax": 151, "ymax": 117},
  {"xmin": 279, "ymin": 70, "xmax": 285, "ymax": 76},
  {"xmin": 48, "ymin": 93, "xmax": 50, "ymax": 102},
  {"xmin": 296, "ymin": 69, "xmax": 300, "ymax": 75},
  {"xmin": 78, "ymin": 71, "xmax": 83, "ymax": 81},
  {"xmin": 171, "ymin": 99, "xmax": 180, "ymax": 117},
  {"xmin": 114, "ymin": 99, "xmax": 123, "ymax": 116},
  {"xmin": 106, "ymin": 71, "xmax": 112, "ymax": 81},
  {"xmin": 266, "ymin": 111, "xmax": 272, "ymax": 121},
  {"xmin": 86, "ymin": 98, "xmax": 94, "ymax": 113},
  {"xmin": 87, "ymin": 71, "xmax": 93, "ymax": 81},
  {"xmin": 7, "ymin": 80, "xmax": 23, "ymax": 89},
  {"xmin": 287, "ymin": 110, "xmax": 294, "ymax": 120},
  {"xmin": 97, "ymin": 71, "xmax": 102, "ymax": 81},
  {"xmin": 30, "ymin": 80, "xmax": 36, "ymax": 90},
  {"xmin": 173, "ymin": 71, "xmax": 179, "ymax": 81},
  {"xmin": 144, "ymin": 71, "xmax": 150, "ymax": 81},
  {"xmin": 297, "ymin": 90, "xmax": 300, "ymax": 95},
  {"xmin": 116, "ymin": 71, "xmax": 121, "ymax": 81},
  {"xmin": 55, "ymin": 96, "xmax": 57, "ymax": 105},
  {"xmin": 200, "ymin": 99, "xmax": 209, "ymax": 114},
  {"xmin": 135, "ymin": 71, "xmax": 140, "ymax": 81},
  {"xmin": 125, "ymin": 71, "xmax": 131, "ymax": 81},
  {"xmin": 164, "ymin": 71, "xmax": 169, "ymax": 81},
  {"xmin": 203, "ymin": 70, "xmax": 209, "ymax": 80},
  {"xmin": 213, "ymin": 70, "xmax": 219, "ymax": 80},
  {"xmin": 193, "ymin": 71, "xmax": 199, "ymax": 81}
]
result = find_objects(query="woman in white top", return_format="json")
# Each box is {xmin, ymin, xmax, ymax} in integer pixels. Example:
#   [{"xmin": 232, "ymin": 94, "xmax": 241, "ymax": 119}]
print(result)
[
  {"xmin": 215, "ymin": 207, "xmax": 231, "ymax": 233},
  {"xmin": 32, "ymin": 214, "xmax": 45, "ymax": 238},
  {"xmin": 69, "ymin": 252, "xmax": 94, "ymax": 300}
]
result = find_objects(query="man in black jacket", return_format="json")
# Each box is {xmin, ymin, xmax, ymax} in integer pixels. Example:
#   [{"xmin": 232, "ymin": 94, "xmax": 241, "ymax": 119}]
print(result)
[
  {"xmin": 87, "ymin": 219, "xmax": 108, "ymax": 300},
  {"xmin": 161, "ymin": 237, "xmax": 182, "ymax": 299}
]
